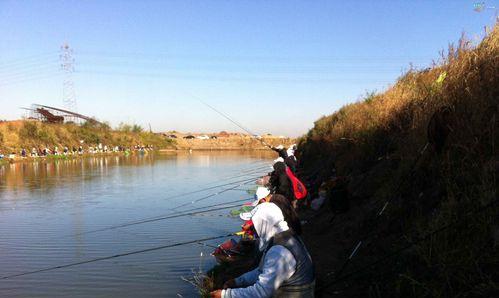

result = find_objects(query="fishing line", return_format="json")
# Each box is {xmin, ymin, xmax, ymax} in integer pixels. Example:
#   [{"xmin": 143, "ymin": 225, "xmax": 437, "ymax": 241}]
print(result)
[
  {"xmin": 195, "ymin": 242, "xmax": 243, "ymax": 256},
  {"xmin": 67, "ymin": 200, "xmax": 249, "ymax": 239},
  {"xmin": 161, "ymin": 175, "xmax": 260, "ymax": 203},
  {"xmin": 318, "ymin": 198, "xmax": 498, "ymax": 292},
  {"xmin": 330, "ymin": 142, "xmax": 430, "ymax": 280},
  {"xmin": 0, "ymin": 233, "xmax": 236, "ymax": 280},
  {"xmin": 169, "ymin": 179, "xmax": 256, "ymax": 211},
  {"xmin": 185, "ymin": 91, "xmax": 273, "ymax": 149},
  {"xmin": 33, "ymin": 167, "xmax": 267, "ymax": 242}
]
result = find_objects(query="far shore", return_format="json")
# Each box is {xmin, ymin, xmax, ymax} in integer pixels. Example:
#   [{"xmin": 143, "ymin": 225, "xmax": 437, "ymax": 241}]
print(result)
[{"xmin": 0, "ymin": 147, "xmax": 284, "ymax": 165}]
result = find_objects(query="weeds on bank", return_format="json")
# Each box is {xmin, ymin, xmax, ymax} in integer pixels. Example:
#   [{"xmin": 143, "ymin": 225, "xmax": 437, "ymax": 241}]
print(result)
[
  {"xmin": 298, "ymin": 24, "xmax": 498, "ymax": 296},
  {"xmin": 0, "ymin": 120, "xmax": 175, "ymax": 152}
]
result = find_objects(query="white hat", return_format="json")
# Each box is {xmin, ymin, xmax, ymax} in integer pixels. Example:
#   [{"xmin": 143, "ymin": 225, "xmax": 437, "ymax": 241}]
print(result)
[
  {"xmin": 249, "ymin": 187, "xmax": 270, "ymax": 207},
  {"xmin": 273, "ymin": 157, "xmax": 284, "ymax": 164},
  {"xmin": 256, "ymin": 187, "xmax": 270, "ymax": 200}
]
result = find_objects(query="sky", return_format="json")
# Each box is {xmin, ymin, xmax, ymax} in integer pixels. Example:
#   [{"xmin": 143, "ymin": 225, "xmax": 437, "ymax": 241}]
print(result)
[{"xmin": 0, "ymin": 0, "xmax": 497, "ymax": 137}]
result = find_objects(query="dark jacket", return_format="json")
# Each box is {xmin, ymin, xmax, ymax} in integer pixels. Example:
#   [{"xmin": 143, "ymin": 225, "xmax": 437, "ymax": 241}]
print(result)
[
  {"xmin": 272, "ymin": 147, "xmax": 288, "ymax": 159},
  {"xmin": 270, "ymin": 162, "xmax": 295, "ymax": 201},
  {"xmin": 285, "ymin": 155, "xmax": 297, "ymax": 173}
]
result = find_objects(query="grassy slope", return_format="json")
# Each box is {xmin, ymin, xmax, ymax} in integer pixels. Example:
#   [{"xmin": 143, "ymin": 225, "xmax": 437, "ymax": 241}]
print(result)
[
  {"xmin": 0, "ymin": 120, "xmax": 175, "ymax": 152},
  {"xmin": 298, "ymin": 25, "xmax": 498, "ymax": 297}
]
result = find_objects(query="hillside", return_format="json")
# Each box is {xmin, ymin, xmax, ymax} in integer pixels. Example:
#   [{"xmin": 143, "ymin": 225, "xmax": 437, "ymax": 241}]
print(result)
[
  {"xmin": 297, "ymin": 25, "xmax": 498, "ymax": 296},
  {"xmin": 167, "ymin": 132, "xmax": 295, "ymax": 150},
  {"xmin": 0, "ymin": 120, "xmax": 175, "ymax": 154}
]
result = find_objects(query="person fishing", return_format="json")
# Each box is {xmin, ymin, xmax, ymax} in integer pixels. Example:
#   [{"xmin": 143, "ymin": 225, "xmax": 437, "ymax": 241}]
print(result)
[
  {"xmin": 240, "ymin": 193, "xmax": 302, "ymax": 235},
  {"xmin": 210, "ymin": 202, "xmax": 315, "ymax": 298},
  {"xmin": 284, "ymin": 144, "xmax": 298, "ymax": 173},
  {"xmin": 268, "ymin": 194, "xmax": 302, "ymax": 235},
  {"xmin": 269, "ymin": 160, "xmax": 295, "ymax": 203},
  {"xmin": 271, "ymin": 145, "xmax": 288, "ymax": 159}
]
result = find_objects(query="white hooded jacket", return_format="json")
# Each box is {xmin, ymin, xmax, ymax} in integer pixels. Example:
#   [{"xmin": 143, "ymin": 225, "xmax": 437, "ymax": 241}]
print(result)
[{"xmin": 222, "ymin": 203, "xmax": 297, "ymax": 298}]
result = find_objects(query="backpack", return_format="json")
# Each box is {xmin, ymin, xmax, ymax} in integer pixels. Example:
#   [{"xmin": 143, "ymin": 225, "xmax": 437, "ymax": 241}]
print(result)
[{"xmin": 285, "ymin": 167, "xmax": 308, "ymax": 200}]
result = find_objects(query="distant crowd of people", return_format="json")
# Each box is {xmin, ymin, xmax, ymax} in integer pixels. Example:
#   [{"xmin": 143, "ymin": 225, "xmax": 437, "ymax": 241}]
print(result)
[{"xmin": 0, "ymin": 143, "xmax": 155, "ymax": 160}]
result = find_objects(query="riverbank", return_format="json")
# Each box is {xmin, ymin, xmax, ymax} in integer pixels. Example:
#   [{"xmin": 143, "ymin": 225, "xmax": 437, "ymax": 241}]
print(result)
[
  {"xmin": 0, "ymin": 149, "xmax": 153, "ymax": 165},
  {"xmin": 199, "ymin": 24, "xmax": 498, "ymax": 297},
  {"xmin": 0, "ymin": 120, "xmax": 176, "ymax": 156},
  {"xmin": 169, "ymin": 135, "xmax": 294, "ymax": 151},
  {"xmin": 296, "ymin": 25, "xmax": 498, "ymax": 296},
  {"xmin": 0, "ymin": 121, "xmax": 295, "ymax": 159}
]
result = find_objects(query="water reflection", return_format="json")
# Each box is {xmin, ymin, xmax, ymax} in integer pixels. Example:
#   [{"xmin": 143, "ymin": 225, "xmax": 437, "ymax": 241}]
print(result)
[
  {"xmin": 0, "ymin": 150, "xmax": 274, "ymax": 298},
  {"xmin": 0, "ymin": 154, "xmax": 157, "ymax": 196}
]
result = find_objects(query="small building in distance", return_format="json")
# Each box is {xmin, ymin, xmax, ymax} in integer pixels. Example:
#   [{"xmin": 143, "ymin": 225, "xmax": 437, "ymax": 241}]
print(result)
[{"xmin": 218, "ymin": 131, "xmax": 230, "ymax": 138}]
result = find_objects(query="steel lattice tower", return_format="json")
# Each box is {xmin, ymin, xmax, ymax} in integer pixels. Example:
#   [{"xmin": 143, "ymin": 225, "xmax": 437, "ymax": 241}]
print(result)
[{"xmin": 60, "ymin": 43, "xmax": 77, "ymax": 115}]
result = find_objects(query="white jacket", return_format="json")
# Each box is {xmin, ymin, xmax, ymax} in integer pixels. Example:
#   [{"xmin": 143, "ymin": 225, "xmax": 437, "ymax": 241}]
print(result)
[{"xmin": 222, "ymin": 203, "xmax": 297, "ymax": 298}]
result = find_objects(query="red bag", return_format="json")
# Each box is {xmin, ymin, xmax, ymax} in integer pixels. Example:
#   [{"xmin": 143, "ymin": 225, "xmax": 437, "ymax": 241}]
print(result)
[{"xmin": 285, "ymin": 167, "xmax": 308, "ymax": 200}]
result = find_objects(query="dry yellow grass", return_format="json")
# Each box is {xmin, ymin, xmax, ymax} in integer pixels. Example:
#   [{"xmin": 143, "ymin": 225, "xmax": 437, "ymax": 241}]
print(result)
[
  {"xmin": 298, "ymin": 24, "xmax": 498, "ymax": 296},
  {"xmin": 0, "ymin": 120, "xmax": 175, "ymax": 152}
]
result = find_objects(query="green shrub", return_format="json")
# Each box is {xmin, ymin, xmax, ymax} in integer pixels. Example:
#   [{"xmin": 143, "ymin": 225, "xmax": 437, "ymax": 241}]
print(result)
[
  {"xmin": 20, "ymin": 121, "xmax": 39, "ymax": 139},
  {"xmin": 132, "ymin": 124, "xmax": 143, "ymax": 133}
]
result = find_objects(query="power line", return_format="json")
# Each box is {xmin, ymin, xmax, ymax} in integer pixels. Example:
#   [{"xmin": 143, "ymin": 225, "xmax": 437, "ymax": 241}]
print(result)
[
  {"xmin": 76, "ymin": 50, "xmax": 431, "ymax": 63},
  {"xmin": 73, "ymin": 70, "xmax": 394, "ymax": 84},
  {"xmin": 0, "ymin": 52, "xmax": 58, "ymax": 68},
  {"xmin": 0, "ymin": 58, "xmax": 59, "ymax": 73},
  {"xmin": 0, "ymin": 64, "xmax": 60, "ymax": 80},
  {"xmin": 0, "ymin": 72, "xmax": 63, "ymax": 87}
]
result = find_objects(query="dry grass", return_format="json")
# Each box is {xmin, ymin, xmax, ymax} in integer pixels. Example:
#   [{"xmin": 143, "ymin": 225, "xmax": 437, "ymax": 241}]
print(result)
[
  {"xmin": 0, "ymin": 120, "xmax": 175, "ymax": 151},
  {"xmin": 298, "ymin": 24, "xmax": 498, "ymax": 297}
]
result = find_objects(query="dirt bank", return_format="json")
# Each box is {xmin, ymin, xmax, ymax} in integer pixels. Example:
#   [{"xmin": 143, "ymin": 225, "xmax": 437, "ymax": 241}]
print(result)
[
  {"xmin": 171, "ymin": 134, "xmax": 294, "ymax": 151},
  {"xmin": 0, "ymin": 120, "xmax": 175, "ymax": 154},
  {"xmin": 296, "ymin": 25, "xmax": 498, "ymax": 297}
]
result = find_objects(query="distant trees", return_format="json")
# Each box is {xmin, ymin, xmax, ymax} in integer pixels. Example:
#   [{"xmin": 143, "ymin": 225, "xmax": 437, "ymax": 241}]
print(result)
[{"xmin": 118, "ymin": 122, "xmax": 143, "ymax": 133}]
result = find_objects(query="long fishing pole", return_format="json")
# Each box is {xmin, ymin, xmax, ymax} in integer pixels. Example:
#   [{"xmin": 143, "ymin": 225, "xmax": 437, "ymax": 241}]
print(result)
[
  {"xmin": 65, "ymin": 191, "xmax": 255, "ymax": 239},
  {"xmin": 0, "ymin": 233, "xmax": 236, "ymax": 280},
  {"xmin": 188, "ymin": 92, "xmax": 274, "ymax": 149},
  {"xmin": 169, "ymin": 179, "xmax": 256, "ymax": 211},
  {"xmin": 161, "ymin": 175, "xmax": 260, "ymax": 202},
  {"xmin": 318, "ymin": 198, "xmax": 498, "ymax": 292},
  {"xmin": 48, "ymin": 171, "xmax": 267, "ymax": 240}
]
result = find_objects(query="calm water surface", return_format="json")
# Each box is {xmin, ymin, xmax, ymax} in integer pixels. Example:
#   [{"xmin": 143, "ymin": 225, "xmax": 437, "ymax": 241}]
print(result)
[{"xmin": 0, "ymin": 151, "xmax": 274, "ymax": 297}]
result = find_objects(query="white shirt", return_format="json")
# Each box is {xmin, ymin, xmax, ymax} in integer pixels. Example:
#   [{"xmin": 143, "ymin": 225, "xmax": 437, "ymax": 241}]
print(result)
[{"xmin": 222, "ymin": 245, "xmax": 296, "ymax": 298}]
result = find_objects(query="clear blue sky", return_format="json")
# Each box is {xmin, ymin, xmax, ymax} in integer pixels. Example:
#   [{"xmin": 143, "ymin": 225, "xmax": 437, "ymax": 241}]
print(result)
[{"xmin": 0, "ymin": 0, "xmax": 497, "ymax": 136}]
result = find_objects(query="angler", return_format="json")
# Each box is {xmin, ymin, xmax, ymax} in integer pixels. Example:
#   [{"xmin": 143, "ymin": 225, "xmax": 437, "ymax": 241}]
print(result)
[
  {"xmin": 211, "ymin": 202, "xmax": 315, "ymax": 298},
  {"xmin": 269, "ymin": 160, "xmax": 295, "ymax": 203}
]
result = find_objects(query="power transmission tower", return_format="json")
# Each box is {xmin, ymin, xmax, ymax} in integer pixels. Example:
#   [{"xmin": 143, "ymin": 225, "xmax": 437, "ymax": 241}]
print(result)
[{"xmin": 60, "ymin": 43, "xmax": 77, "ymax": 118}]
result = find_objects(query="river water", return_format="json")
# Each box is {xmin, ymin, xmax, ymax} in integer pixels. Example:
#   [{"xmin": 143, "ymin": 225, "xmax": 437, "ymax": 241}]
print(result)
[{"xmin": 0, "ymin": 151, "xmax": 274, "ymax": 297}]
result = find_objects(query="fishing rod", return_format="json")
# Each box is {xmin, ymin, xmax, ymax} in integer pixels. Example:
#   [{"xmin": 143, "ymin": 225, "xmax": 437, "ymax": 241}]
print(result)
[
  {"xmin": 65, "ymin": 193, "xmax": 255, "ymax": 239},
  {"xmin": 0, "ymin": 233, "xmax": 237, "ymax": 280},
  {"xmin": 196, "ymin": 242, "xmax": 243, "ymax": 256},
  {"xmin": 210, "ymin": 165, "xmax": 271, "ymax": 182},
  {"xmin": 188, "ymin": 92, "xmax": 274, "ymax": 149},
  {"xmin": 318, "ymin": 198, "xmax": 498, "ymax": 292},
  {"xmin": 43, "ymin": 170, "xmax": 268, "ymax": 241},
  {"xmin": 170, "ymin": 179, "xmax": 256, "ymax": 211},
  {"xmin": 161, "ymin": 175, "xmax": 260, "ymax": 202},
  {"xmin": 330, "ymin": 142, "xmax": 430, "ymax": 280}
]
